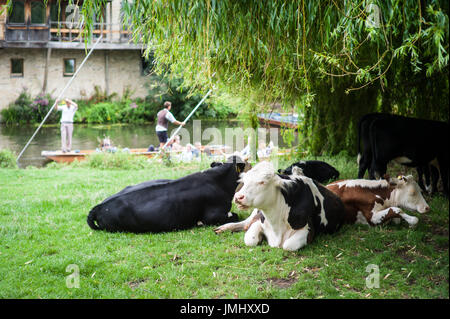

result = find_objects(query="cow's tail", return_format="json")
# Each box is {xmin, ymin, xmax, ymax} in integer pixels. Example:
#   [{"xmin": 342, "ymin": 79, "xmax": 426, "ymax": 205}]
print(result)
[
  {"xmin": 371, "ymin": 120, "xmax": 381, "ymax": 177},
  {"xmin": 87, "ymin": 205, "xmax": 102, "ymax": 230},
  {"xmin": 356, "ymin": 116, "xmax": 364, "ymax": 164}
]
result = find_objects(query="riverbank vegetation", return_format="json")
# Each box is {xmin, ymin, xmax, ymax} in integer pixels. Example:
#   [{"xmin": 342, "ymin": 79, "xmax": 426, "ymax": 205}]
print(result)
[
  {"xmin": 1, "ymin": 1, "xmax": 447, "ymax": 157},
  {"xmin": 0, "ymin": 154, "xmax": 448, "ymax": 298},
  {"xmin": 0, "ymin": 74, "xmax": 239, "ymax": 126}
]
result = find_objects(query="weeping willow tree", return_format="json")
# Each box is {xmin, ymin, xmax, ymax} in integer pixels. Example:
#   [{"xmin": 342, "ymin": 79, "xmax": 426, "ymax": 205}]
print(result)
[{"xmin": 75, "ymin": 0, "xmax": 448, "ymax": 155}]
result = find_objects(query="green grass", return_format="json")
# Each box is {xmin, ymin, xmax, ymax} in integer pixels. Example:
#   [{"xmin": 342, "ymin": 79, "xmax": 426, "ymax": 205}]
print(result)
[{"xmin": 0, "ymin": 155, "xmax": 448, "ymax": 299}]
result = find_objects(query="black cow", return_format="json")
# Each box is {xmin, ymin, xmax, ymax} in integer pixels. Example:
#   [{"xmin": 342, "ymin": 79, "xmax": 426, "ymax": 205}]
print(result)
[
  {"xmin": 87, "ymin": 157, "xmax": 246, "ymax": 233},
  {"xmin": 278, "ymin": 160, "xmax": 340, "ymax": 183},
  {"xmin": 417, "ymin": 163, "xmax": 440, "ymax": 194},
  {"xmin": 357, "ymin": 113, "xmax": 395, "ymax": 179},
  {"xmin": 369, "ymin": 115, "xmax": 449, "ymax": 195},
  {"xmin": 357, "ymin": 113, "xmax": 444, "ymax": 194}
]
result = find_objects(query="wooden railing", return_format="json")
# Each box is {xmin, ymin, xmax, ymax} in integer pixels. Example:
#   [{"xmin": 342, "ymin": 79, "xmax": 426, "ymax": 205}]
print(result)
[
  {"xmin": 4, "ymin": 21, "xmax": 135, "ymax": 44},
  {"xmin": 49, "ymin": 21, "xmax": 133, "ymax": 43}
]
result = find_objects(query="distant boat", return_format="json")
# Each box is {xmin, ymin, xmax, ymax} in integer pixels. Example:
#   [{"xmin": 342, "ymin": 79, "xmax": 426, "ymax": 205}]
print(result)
[
  {"xmin": 41, "ymin": 145, "xmax": 229, "ymax": 164},
  {"xmin": 257, "ymin": 113, "xmax": 299, "ymax": 129},
  {"xmin": 41, "ymin": 148, "xmax": 159, "ymax": 164}
]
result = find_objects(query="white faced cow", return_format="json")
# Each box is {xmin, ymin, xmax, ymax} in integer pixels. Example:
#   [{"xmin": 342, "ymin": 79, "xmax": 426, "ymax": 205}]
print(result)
[
  {"xmin": 222, "ymin": 161, "xmax": 345, "ymax": 251},
  {"xmin": 326, "ymin": 175, "xmax": 430, "ymax": 227}
]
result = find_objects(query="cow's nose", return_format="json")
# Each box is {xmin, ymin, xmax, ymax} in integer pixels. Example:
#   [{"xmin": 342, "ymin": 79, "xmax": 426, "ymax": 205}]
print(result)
[
  {"xmin": 419, "ymin": 205, "xmax": 430, "ymax": 214},
  {"xmin": 235, "ymin": 194, "xmax": 245, "ymax": 202}
]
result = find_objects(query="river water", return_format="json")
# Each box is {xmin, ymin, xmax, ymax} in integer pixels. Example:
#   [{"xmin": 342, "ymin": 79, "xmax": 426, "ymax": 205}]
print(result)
[{"xmin": 0, "ymin": 120, "xmax": 298, "ymax": 167}]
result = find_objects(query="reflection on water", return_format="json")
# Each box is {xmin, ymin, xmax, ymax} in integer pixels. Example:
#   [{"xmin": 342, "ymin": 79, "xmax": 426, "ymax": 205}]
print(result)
[{"xmin": 0, "ymin": 120, "xmax": 298, "ymax": 167}]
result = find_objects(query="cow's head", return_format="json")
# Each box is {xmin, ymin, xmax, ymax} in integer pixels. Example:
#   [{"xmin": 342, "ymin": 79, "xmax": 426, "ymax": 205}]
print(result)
[
  {"xmin": 234, "ymin": 161, "xmax": 284, "ymax": 210},
  {"xmin": 390, "ymin": 175, "xmax": 430, "ymax": 214},
  {"xmin": 211, "ymin": 155, "xmax": 252, "ymax": 191},
  {"xmin": 211, "ymin": 155, "xmax": 251, "ymax": 174},
  {"xmin": 278, "ymin": 161, "xmax": 306, "ymax": 175}
]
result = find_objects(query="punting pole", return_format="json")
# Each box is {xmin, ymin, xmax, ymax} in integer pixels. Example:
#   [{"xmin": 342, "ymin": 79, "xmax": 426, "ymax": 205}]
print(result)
[
  {"xmin": 16, "ymin": 35, "xmax": 103, "ymax": 166},
  {"xmin": 161, "ymin": 74, "xmax": 216, "ymax": 151}
]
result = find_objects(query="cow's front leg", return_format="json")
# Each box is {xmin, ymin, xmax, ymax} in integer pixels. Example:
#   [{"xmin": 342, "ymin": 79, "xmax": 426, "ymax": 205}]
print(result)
[
  {"xmin": 202, "ymin": 206, "xmax": 239, "ymax": 226},
  {"xmin": 244, "ymin": 220, "xmax": 264, "ymax": 246},
  {"xmin": 214, "ymin": 208, "xmax": 259, "ymax": 234},
  {"xmin": 371, "ymin": 207, "xmax": 418, "ymax": 227},
  {"xmin": 282, "ymin": 225, "xmax": 310, "ymax": 251}
]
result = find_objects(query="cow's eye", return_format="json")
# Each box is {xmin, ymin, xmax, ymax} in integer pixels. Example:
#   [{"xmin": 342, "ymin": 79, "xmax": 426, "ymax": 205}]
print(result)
[{"xmin": 258, "ymin": 181, "xmax": 265, "ymax": 185}]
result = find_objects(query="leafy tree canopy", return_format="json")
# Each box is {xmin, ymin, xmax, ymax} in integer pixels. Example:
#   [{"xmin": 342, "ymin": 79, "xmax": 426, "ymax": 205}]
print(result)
[{"xmin": 28, "ymin": 0, "xmax": 449, "ymax": 154}]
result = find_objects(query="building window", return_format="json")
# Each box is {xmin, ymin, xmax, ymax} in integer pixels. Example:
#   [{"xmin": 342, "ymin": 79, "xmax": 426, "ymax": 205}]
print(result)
[
  {"xmin": 63, "ymin": 59, "xmax": 76, "ymax": 77},
  {"xmin": 8, "ymin": 0, "xmax": 25, "ymax": 24},
  {"xmin": 31, "ymin": 1, "xmax": 46, "ymax": 24},
  {"xmin": 11, "ymin": 59, "xmax": 24, "ymax": 77}
]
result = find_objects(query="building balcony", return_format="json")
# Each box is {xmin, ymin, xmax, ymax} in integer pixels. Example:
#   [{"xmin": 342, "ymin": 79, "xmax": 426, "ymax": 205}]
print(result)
[{"xmin": 1, "ymin": 21, "xmax": 142, "ymax": 50}]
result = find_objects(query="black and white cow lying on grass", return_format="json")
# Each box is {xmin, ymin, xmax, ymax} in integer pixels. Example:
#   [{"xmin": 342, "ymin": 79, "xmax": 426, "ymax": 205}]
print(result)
[
  {"xmin": 216, "ymin": 161, "xmax": 345, "ymax": 251},
  {"xmin": 87, "ymin": 156, "xmax": 247, "ymax": 233}
]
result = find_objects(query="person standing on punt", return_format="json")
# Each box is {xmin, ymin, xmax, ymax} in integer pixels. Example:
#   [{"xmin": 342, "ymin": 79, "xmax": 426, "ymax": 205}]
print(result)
[
  {"xmin": 155, "ymin": 101, "xmax": 185, "ymax": 149},
  {"xmin": 55, "ymin": 98, "xmax": 78, "ymax": 153}
]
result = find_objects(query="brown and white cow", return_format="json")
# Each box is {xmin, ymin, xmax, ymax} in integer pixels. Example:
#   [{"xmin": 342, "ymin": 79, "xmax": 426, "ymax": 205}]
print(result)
[{"xmin": 326, "ymin": 175, "xmax": 430, "ymax": 227}]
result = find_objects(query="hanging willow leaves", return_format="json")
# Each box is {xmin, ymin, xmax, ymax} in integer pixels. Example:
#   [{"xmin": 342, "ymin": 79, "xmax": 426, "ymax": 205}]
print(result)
[{"xmin": 74, "ymin": 0, "xmax": 447, "ymax": 154}]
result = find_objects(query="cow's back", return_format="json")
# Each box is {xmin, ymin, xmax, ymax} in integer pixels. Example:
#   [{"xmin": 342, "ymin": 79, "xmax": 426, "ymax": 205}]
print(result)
[
  {"xmin": 87, "ymin": 164, "xmax": 239, "ymax": 233},
  {"xmin": 282, "ymin": 177, "xmax": 345, "ymax": 235},
  {"xmin": 371, "ymin": 117, "xmax": 449, "ymax": 164},
  {"xmin": 326, "ymin": 180, "xmax": 391, "ymax": 224},
  {"xmin": 89, "ymin": 179, "xmax": 205, "ymax": 232}
]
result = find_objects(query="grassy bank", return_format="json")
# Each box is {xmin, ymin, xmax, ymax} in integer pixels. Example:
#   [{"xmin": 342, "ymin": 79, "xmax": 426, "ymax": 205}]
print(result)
[{"xmin": 0, "ymin": 156, "xmax": 448, "ymax": 298}]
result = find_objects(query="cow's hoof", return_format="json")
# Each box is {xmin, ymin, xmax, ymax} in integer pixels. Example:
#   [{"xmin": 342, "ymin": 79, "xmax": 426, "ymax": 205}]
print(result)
[
  {"xmin": 213, "ymin": 226, "xmax": 226, "ymax": 234},
  {"xmin": 408, "ymin": 216, "xmax": 419, "ymax": 228}
]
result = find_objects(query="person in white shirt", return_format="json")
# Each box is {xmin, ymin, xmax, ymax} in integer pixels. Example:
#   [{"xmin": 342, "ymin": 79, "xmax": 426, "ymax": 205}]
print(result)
[
  {"xmin": 55, "ymin": 98, "xmax": 78, "ymax": 153},
  {"xmin": 155, "ymin": 101, "xmax": 185, "ymax": 149}
]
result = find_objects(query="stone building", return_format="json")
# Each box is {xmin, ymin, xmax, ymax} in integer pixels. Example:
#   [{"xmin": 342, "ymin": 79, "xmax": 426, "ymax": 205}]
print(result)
[{"xmin": 0, "ymin": 0, "xmax": 149, "ymax": 112}]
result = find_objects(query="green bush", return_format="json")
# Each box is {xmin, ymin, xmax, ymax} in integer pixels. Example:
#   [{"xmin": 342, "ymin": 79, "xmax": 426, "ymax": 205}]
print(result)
[
  {"xmin": 148, "ymin": 75, "xmax": 238, "ymax": 120},
  {"xmin": 0, "ymin": 89, "xmax": 57, "ymax": 125},
  {"xmin": 0, "ymin": 107, "xmax": 20, "ymax": 125},
  {"xmin": 207, "ymin": 99, "xmax": 239, "ymax": 119},
  {"xmin": 117, "ymin": 100, "xmax": 157, "ymax": 124},
  {"xmin": 85, "ymin": 102, "xmax": 121, "ymax": 123},
  {"xmin": 88, "ymin": 85, "xmax": 118, "ymax": 104},
  {"xmin": 0, "ymin": 149, "xmax": 18, "ymax": 168},
  {"xmin": 1, "ymin": 78, "xmax": 238, "ymax": 126}
]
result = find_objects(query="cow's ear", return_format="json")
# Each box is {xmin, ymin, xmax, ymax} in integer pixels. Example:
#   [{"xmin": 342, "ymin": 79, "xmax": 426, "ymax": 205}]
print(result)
[
  {"xmin": 210, "ymin": 162, "xmax": 223, "ymax": 168},
  {"xmin": 277, "ymin": 169, "xmax": 283, "ymax": 173},
  {"xmin": 292, "ymin": 166, "xmax": 304, "ymax": 176},
  {"xmin": 392, "ymin": 175, "xmax": 407, "ymax": 186},
  {"xmin": 236, "ymin": 162, "xmax": 246, "ymax": 173},
  {"xmin": 404, "ymin": 175, "xmax": 414, "ymax": 183},
  {"xmin": 382, "ymin": 174, "xmax": 390, "ymax": 181}
]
